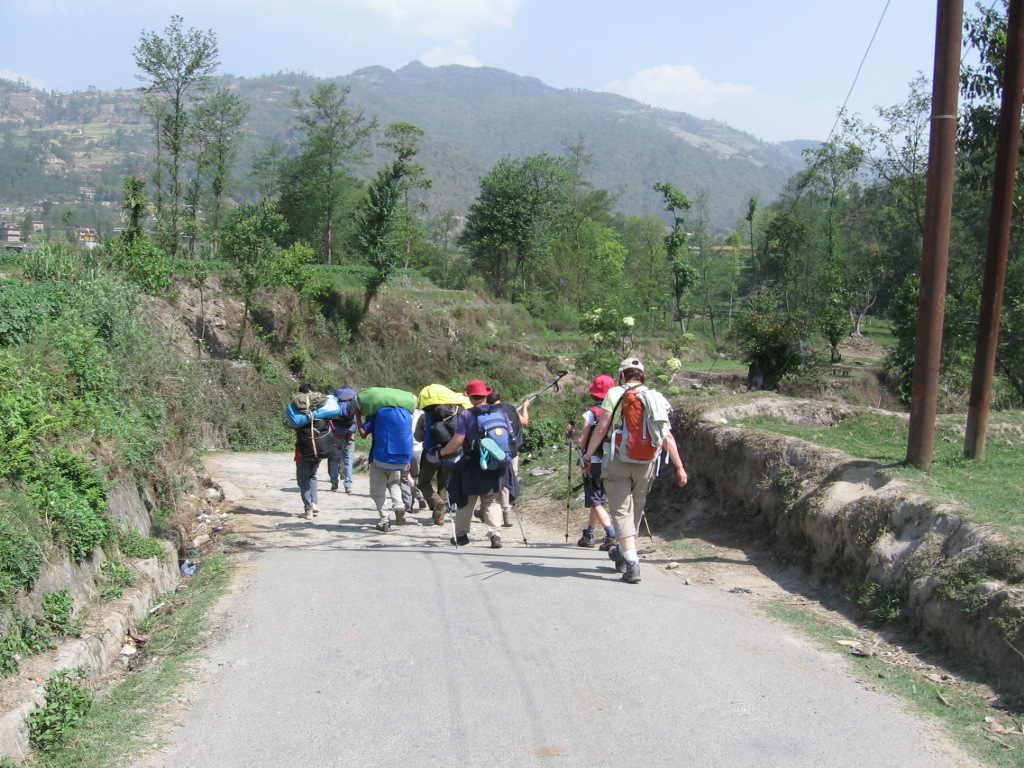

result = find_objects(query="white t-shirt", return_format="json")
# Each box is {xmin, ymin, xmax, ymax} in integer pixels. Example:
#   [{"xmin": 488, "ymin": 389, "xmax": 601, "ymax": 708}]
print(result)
[{"xmin": 581, "ymin": 406, "xmax": 603, "ymax": 464}]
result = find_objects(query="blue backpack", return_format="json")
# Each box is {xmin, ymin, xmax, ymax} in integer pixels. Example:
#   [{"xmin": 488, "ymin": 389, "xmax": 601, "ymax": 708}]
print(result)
[{"xmin": 473, "ymin": 406, "xmax": 512, "ymax": 471}]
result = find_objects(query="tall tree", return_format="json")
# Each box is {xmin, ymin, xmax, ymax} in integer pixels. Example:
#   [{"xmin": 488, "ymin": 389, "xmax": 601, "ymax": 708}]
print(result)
[
  {"xmin": 279, "ymin": 83, "xmax": 372, "ymax": 264},
  {"xmin": 250, "ymin": 141, "xmax": 287, "ymax": 202},
  {"xmin": 351, "ymin": 122, "xmax": 431, "ymax": 320},
  {"xmin": 192, "ymin": 87, "xmax": 249, "ymax": 247},
  {"xmin": 134, "ymin": 15, "xmax": 219, "ymax": 259},
  {"xmin": 655, "ymin": 181, "xmax": 695, "ymax": 329},
  {"xmin": 219, "ymin": 200, "xmax": 309, "ymax": 355},
  {"xmin": 459, "ymin": 154, "xmax": 572, "ymax": 301}
]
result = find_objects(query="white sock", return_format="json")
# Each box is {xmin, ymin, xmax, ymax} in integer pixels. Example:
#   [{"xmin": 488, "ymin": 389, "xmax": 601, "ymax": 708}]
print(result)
[{"xmin": 622, "ymin": 548, "xmax": 639, "ymax": 564}]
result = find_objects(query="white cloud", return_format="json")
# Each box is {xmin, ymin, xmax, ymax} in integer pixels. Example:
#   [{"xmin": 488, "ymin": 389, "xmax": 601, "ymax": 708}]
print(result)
[
  {"xmin": 0, "ymin": 69, "xmax": 47, "ymax": 89},
  {"xmin": 604, "ymin": 64, "xmax": 756, "ymax": 116},
  {"xmin": 603, "ymin": 63, "xmax": 830, "ymax": 140},
  {"xmin": 419, "ymin": 40, "xmax": 483, "ymax": 68}
]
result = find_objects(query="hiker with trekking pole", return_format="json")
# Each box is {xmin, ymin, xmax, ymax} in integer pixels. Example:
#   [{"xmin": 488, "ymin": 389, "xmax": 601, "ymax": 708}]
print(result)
[
  {"xmin": 573, "ymin": 374, "xmax": 618, "ymax": 550},
  {"xmin": 581, "ymin": 358, "xmax": 687, "ymax": 584},
  {"xmin": 436, "ymin": 380, "xmax": 520, "ymax": 549}
]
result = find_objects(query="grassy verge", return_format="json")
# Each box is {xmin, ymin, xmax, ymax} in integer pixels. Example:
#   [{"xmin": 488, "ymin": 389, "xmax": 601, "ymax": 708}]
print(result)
[
  {"xmin": 24, "ymin": 555, "xmax": 233, "ymax": 768},
  {"xmin": 742, "ymin": 410, "xmax": 1024, "ymax": 539},
  {"xmin": 762, "ymin": 600, "xmax": 1023, "ymax": 767}
]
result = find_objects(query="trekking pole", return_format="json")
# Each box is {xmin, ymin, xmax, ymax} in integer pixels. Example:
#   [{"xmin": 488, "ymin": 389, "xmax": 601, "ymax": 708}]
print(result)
[
  {"xmin": 448, "ymin": 498, "xmax": 462, "ymax": 549},
  {"xmin": 518, "ymin": 370, "xmax": 570, "ymax": 413},
  {"xmin": 564, "ymin": 425, "xmax": 576, "ymax": 542},
  {"xmin": 638, "ymin": 509, "xmax": 656, "ymax": 546},
  {"xmin": 512, "ymin": 502, "xmax": 529, "ymax": 546}
]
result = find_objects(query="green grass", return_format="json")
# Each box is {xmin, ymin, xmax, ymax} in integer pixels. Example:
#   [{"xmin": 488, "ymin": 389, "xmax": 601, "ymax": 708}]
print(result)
[
  {"xmin": 24, "ymin": 556, "xmax": 232, "ymax": 768},
  {"xmin": 742, "ymin": 409, "xmax": 1024, "ymax": 539},
  {"xmin": 763, "ymin": 600, "xmax": 1022, "ymax": 768}
]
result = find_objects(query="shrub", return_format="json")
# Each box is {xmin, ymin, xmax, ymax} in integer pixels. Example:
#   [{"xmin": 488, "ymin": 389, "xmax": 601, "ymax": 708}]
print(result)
[
  {"xmin": 42, "ymin": 588, "xmax": 80, "ymax": 637},
  {"xmin": 0, "ymin": 490, "xmax": 45, "ymax": 602},
  {"xmin": 27, "ymin": 669, "xmax": 93, "ymax": 753},
  {"xmin": 118, "ymin": 529, "xmax": 167, "ymax": 561}
]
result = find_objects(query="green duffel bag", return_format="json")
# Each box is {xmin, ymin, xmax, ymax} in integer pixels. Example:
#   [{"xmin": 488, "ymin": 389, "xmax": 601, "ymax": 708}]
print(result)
[{"xmin": 356, "ymin": 387, "xmax": 416, "ymax": 416}]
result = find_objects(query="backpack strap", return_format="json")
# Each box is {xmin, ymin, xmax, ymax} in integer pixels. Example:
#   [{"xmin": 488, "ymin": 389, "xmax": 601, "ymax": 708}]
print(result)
[{"xmin": 606, "ymin": 384, "xmax": 643, "ymax": 462}]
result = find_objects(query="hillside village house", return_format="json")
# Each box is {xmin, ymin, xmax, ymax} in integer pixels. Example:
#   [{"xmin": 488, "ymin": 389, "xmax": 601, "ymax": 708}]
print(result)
[
  {"xmin": 0, "ymin": 222, "xmax": 21, "ymax": 243},
  {"xmin": 72, "ymin": 226, "xmax": 97, "ymax": 248}
]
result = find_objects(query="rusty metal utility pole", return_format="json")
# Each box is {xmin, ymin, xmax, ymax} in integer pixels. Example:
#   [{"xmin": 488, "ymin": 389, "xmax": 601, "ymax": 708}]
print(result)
[
  {"xmin": 907, "ymin": 0, "xmax": 964, "ymax": 471},
  {"xmin": 964, "ymin": 0, "xmax": 1024, "ymax": 461}
]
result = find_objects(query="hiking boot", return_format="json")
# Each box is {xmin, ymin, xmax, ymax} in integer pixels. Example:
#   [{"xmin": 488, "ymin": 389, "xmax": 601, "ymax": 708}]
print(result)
[
  {"xmin": 608, "ymin": 544, "xmax": 627, "ymax": 573},
  {"xmin": 432, "ymin": 502, "xmax": 448, "ymax": 526},
  {"xmin": 418, "ymin": 498, "xmax": 428, "ymax": 509},
  {"xmin": 299, "ymin": 509, "xmax": 312, "ymax": 519},
  {"xmin": 395, "ymin": 510, "xmax": 406, "ymax": 526},
  {"xmin": 344, "ymin": 486, "xmax": 353, "ymax": 494},
  {"xmin": 577, "ymin": 530, "xmax": 596, "ymax": 548},
  {"xmin": 489, "ymin": 533, "xmax": 502, "ymax": 549},
  {"xmin": 375, "ymin": 520, "xmax": 392, "ymax": 533},
  {"xmin": 450, "ymin": 534, "xmax": 470, "ymax": 546},
  {"xmin": 331, "ymin": 482, "xmax": 339, "ymax": 492},
  {"xmin": 598, "ymin": 536, "xmax": 616, "ymax": 552},
  {"xmin": 502, "ymin": 510, "xmax": 515, "ymax": 528},
  {"xmin": 621, "ymin": 560, "xmax": 642, "ymax": 584}
]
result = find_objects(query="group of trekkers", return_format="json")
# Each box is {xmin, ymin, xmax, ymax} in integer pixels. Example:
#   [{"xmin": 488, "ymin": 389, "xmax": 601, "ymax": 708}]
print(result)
[{"xmin": 286, "ymin": 357, "xmax": 687, "ymax": 584}]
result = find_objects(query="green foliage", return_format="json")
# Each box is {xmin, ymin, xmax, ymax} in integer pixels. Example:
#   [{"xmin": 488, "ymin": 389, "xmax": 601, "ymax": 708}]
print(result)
[
  {"xmin": 730, "ymin": 293, "xmax": 810, "ymax": 390},
  {"xmin": 42, "ymin": 588, "xmax": 80, "ymax": 637},
  {"xmin": 521, "ymin": 413, "xmax": 573, "ymax": 454},
  {"xmin": 0, "ymin": 279, "xmax": 69, "ymax": 345},
  {"xmin": 856, "ymin": 579, "xmax": 906, "ymax": 624},
  {"xmin": 27, "ymin": 451, "xmax": 111, "ymax": 562},
  {"xmin": 118, "ymin": 529, "xmax": 167, "ymax": 561},
  {"xmin": 0, "ymin": 490, "xmax": 45, "ymax": 602},
  {"xmin": 459, "ymin": 153, "xmax": 574, "ymax": 301},
  {"xmin": 21, "ymin": 242, "xmax": 98, "ymax": 283},
  {"xmin": 278, "ymin": 81, "xmax": 373, "ymax": 264},
  {"xmin": 134, "ymin": 15, "xmax": 219, "ymax": 258},
  {"xmin": 0, "ymin": 634, "xmax": 20, "ymax": 678},
  {"xmin": 27, "ymin": 669, "xmax": 93, "ymax": 753},
  {"xmin": 220, "ymin": 200, "xmax": 311, "ymax": 355},
  {"xmin": 103, "ymin": 235, "xmax": 175, "ymax": 296},
  {"xmin": 99, "ymin": 559, "xmax": 136, "ymax": 600},
  {"xmin": 575, "ymin": 306, "xmax": 634, "ymax": 379}
]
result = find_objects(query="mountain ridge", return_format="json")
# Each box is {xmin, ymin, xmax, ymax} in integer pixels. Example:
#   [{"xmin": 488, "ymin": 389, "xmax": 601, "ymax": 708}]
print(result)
[{"xmin": 0, "ymin": 63, "xmax": 809, "ymax": 230}]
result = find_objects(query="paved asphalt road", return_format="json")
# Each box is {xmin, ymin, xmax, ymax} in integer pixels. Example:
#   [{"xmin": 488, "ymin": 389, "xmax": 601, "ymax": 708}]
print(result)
[{"xmin": 148, "ymin": 453, "xmax": 971, "ymax": 768}]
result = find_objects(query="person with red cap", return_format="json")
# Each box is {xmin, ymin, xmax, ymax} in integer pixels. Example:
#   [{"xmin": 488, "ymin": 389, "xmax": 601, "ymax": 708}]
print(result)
[
  {"xmin": 574, "ymin": 374, "xmax": 617, "ymax": 549},
  {"xmin": 437, "ymin": 379, "xmax": 519, "ymax": 549}
]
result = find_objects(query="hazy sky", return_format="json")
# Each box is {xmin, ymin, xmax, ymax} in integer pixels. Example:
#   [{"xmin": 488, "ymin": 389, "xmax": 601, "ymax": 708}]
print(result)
[{"xmin": 4, "ymin": 0, "xmax": 963, "ymax": 142}]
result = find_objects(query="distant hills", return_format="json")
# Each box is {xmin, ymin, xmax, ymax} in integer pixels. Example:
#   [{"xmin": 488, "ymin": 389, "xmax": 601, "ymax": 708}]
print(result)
[{"xmin": 0, "ymin": 63, "xmax": 812, "ymax": 231}]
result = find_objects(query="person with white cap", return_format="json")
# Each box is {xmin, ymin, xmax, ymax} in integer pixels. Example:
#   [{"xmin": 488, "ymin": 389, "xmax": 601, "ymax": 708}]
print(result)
[{"xmin": 581, "ymin": 357, "xmax": 687, "ymax": 583}]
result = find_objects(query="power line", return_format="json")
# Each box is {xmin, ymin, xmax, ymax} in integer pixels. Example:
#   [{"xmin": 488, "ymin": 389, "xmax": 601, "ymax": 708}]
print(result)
[{"xmin": 826, "ymin": 0, "xmax": 894, "ymax": 143}]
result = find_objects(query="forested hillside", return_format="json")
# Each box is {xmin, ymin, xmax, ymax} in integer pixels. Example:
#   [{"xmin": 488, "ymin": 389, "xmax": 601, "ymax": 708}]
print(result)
[{"xmin": 0, "ymin": 63, "xmax": 803, "ymax": 230}]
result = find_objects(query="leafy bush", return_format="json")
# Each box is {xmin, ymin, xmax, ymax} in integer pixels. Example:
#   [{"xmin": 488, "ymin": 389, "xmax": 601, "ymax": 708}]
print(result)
[
  {"xmin": 42, "ymin": 588, "xmax": 80, "ymax": 637},
  {"xmin": 26, "ymin": 451, "xmax": 112, "ymax": 562},
  {"xmin": 0, "ymin": 279, "xmax": 70, "ymax": 345},
  {"xmin": 102, "ymin": 236, "xmax": 175, "ymax": 296},
  {"xmin": 99, "ymin": 559, "xmax": 135, "ymax": 600},
  {"xmin": 0, "ymin": 490, "xmax": 45, "ymax": 602},
  {"xmin": 730, "ymin": 293, "xmax": 812, "ymax": 390},
  {"xmin": 118, "ymin": 529, "xmax": 167, "ymax": 561},
  {"xmin": 27, "ymin": 669, "xmax": 93, "ymax": 753}
]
